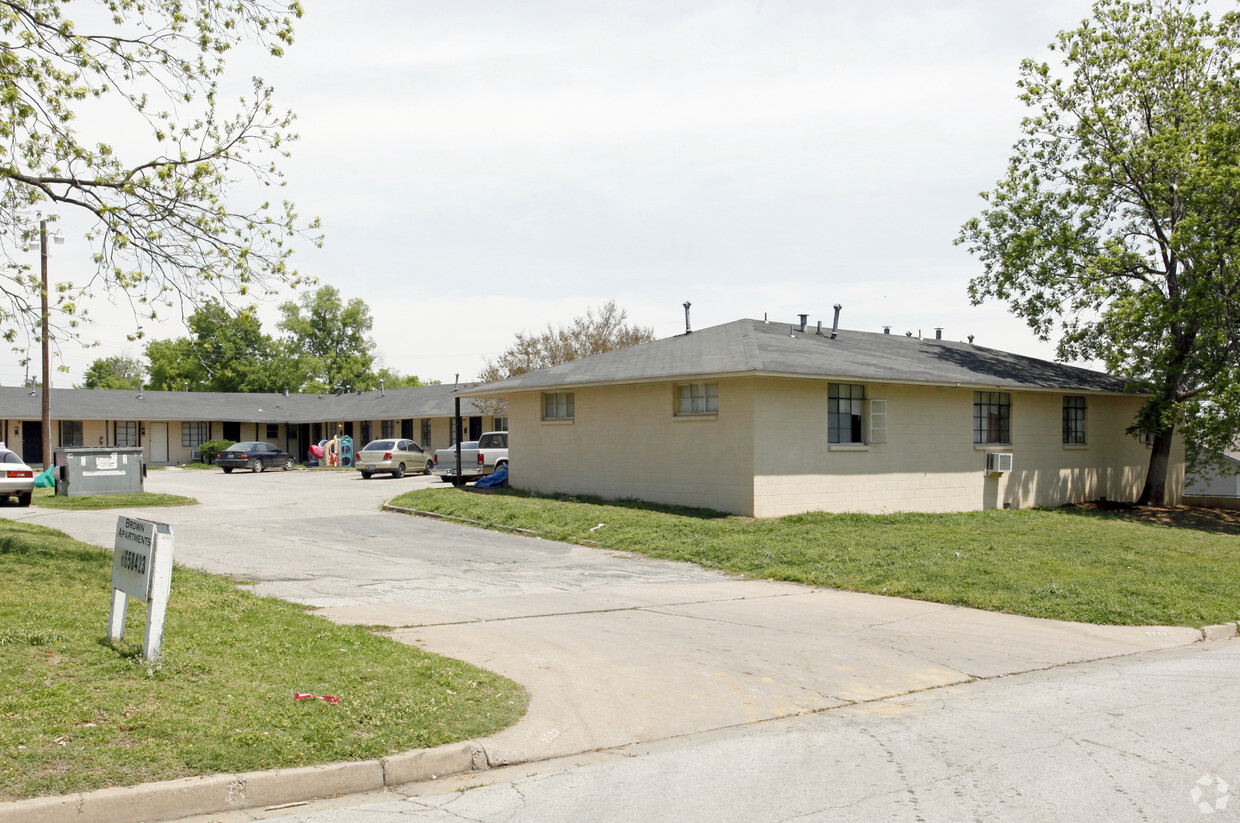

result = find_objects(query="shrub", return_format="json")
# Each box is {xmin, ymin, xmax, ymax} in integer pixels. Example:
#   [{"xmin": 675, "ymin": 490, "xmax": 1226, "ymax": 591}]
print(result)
[{"xmin": 198, "ymin": 440, "xmax": 235, "ymax": 464}]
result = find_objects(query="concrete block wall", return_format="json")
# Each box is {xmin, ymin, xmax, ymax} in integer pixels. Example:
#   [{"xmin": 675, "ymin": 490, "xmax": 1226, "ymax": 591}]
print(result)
[{"xmin": 508, "ymin": 378, "xmax": 756, "ymax": 515}]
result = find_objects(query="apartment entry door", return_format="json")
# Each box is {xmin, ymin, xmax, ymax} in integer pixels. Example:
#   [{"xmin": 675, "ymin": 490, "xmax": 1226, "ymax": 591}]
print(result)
[{"xmin": 149, "ymin": 422, "xmax": 169, "ymax": 464}]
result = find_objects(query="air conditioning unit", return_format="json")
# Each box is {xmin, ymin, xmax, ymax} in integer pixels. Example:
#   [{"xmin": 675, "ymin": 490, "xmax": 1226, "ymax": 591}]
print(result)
[
  {"xmin": 986, "ymin": 452, "xmax": 1013, "ymax": 473},
  {"xmin": 191, "ymin": 449, "xmax": 202, "ymax": 462}
]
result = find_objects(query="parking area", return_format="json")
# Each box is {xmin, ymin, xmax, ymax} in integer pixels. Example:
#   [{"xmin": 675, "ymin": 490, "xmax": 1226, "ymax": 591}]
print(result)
[{"xmin": 0, "ymin": 468, "xmax": 1203, "ymax": 767}]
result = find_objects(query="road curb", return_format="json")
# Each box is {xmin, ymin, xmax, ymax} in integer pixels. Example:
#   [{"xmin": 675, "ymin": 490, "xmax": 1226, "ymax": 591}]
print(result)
[
  {"xmin": 0, "ymin": 741, "xmax": 486, "ymax": 823},
  {"xmin": 1202, "ymin": 622, "xmax": 1238, "ymax": 641}
]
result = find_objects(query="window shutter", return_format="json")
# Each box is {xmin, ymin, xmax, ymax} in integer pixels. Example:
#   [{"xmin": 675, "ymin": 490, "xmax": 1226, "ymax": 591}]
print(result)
[{"xmin": 869, "ymin": 399, "xmax": 887, "ymax": 444}]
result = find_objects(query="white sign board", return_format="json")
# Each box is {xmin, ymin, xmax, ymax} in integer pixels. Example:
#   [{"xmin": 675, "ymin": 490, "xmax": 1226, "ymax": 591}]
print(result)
[{"xmin": 108, "ymin": 516, "xmax": 174, "ymax": 662}]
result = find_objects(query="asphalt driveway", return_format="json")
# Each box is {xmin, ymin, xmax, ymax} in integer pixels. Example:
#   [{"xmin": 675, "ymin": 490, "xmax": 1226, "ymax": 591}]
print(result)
[{"xmin": 1, "ymin": 468, "xmax": 1203, "ymax": 767}]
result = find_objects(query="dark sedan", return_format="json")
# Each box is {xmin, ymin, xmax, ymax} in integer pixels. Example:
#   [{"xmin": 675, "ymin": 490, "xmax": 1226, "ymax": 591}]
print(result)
[{"xmin": 216, "ymin": 442, "xmax": 295, "ymax": 473}]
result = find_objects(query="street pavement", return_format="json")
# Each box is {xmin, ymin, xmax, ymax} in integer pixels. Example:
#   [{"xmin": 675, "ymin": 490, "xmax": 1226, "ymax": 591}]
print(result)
[
  {"xmin": 1, "ymin": 468, "xmax": 1230, "ymax": 821},
  {"xmin": 185, "ymin": 639, "xmax": 1240, "ymax": 823}
]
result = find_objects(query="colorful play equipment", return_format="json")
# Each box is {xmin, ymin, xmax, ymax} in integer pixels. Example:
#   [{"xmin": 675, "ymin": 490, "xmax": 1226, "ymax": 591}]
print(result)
[{"xmin": 340, "ymin": 435, "xmax": 353, "ymax": 468}]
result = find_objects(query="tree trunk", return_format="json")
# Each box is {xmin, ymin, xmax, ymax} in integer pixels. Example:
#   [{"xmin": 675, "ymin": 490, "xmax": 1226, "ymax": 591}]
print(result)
[{"xmin": 1137, "ymin": 429, "xmax": 1174, "ymax": 506}]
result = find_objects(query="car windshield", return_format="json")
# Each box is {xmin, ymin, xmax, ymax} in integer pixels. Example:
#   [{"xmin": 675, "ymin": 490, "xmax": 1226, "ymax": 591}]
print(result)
[{"xmin": 363, "ymin": 440, "xmax": 396, "ymax": 451}]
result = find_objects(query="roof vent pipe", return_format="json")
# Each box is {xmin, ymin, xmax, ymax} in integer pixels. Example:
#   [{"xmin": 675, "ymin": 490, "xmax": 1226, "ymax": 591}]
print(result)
[
  {"xmin": 798, "ymin": 314, "xmax": 808, "ymax": 333},
  {"xmin": 380, "ymin": 379, "xmax": 385, "ymax": 396},
  {"xmin": 138, "ymin": 382, "xmax": 144, "ymax": 398},
  {"xmin": 816, "ymin": 320, "xmax": 822, "ymax": 335},
  {"xmin": 935, "ymin": 328, "xmax": 943, "ymax": 340},
  {"xmin": 883, "ymin": 326, "xmax": 891, "ymax": 334},
  {"xmin": 683, "ymin": 301, "xmax": 692, "ymax": 334},
  {"xmin": 184, "ymin": 381, "xmax": 188, "ymax": 392},
  {"xmin": 968, "ymin": 335, "xmax": 975, "ymax": 344},
  {"xmin": 284, "ymin": 387, "xmax": 289, "ymax": 397},
  {"xmin": 831, "ymin": 304, "xmax": 842, "ymax": 339}
]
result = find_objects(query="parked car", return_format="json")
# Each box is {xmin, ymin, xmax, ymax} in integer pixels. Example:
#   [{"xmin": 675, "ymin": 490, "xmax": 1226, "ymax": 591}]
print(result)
[
  {"xmin": 216, "ymin": 442, "xmax": 294, "ymax": 473},
  {"xmin": 431, "ymin": 432, "xmax": 509, "ymax": 482},
  {"xmin": 355, "ymin": 439, "xmax": 433, "ymax": 479},
  {"xmin": 0, "ymin": 449, "xmax": 34, "ymax": 506}
]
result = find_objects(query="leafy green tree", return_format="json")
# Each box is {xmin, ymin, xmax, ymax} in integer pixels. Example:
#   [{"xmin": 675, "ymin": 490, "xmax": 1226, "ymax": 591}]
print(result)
[
  {"xmin": 277, "ymin": 285, "xmax": 377, "ymax": 391},
  {"xmin": 956, "ymin": 0, "xmax": 1240, "ymax": 505},
  {"xmin": 0, "ymin": 0, "xmax": 320, "ymax": 361},
  {"xmin": 475, "ymin": 300, "xmax": 655, "ymax": 414},
  {"xmin": 78, "ymin": 355, "xmax": 144, "ymax": 390},
  {"xmin": 145, "ymin": 300, "xmax": 303, "ymax": 393}
]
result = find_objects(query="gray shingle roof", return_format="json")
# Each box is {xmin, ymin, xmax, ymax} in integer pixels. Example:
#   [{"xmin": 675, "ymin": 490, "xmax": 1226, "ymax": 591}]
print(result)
[
  {"xmin": 0, "ymin": 383, "xmax": 487, "ymax": 422},
  {"xmin": 458, "ymin": 318, "xmax": 1135, "ymax": 395}
]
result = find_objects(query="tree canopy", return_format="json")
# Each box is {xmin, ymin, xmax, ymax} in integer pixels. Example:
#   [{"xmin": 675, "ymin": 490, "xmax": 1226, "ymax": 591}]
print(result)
[
  {"xmin": 956, "ymin": 0, "xmax": 1240, "ymax": 505},
  {"xmin": 277, "ymin": 285, "xmax": 378, "ymax": 392},
  {"xmin": 0, "ymin": 0, "xmax": 320, "ymax": 363},
  {"xmin": 145, "ymin": 300, "xmax": 300, "ymax": 393},
  {"xmin": 78, "ymin": 354, "xmax": 143, "ymax": 390},
  {"xmin": 139, "ymin": 287, "xmax": 426, "ymax": 393},
  {"xmin": 475, "ymin": 300, "xmax": 655, "ymax": 414}
]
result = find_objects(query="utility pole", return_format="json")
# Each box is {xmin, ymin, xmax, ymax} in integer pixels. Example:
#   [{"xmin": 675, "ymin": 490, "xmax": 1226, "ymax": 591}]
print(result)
[{"xmin": 39, "ymin": 219, "xmax": 52, "ymax": 470}]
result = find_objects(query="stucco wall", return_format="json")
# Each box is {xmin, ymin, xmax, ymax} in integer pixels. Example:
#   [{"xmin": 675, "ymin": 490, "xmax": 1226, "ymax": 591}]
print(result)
[
  {"xmin": 752, "ymin": 379, "xmax": 1174, "ymax": 516},
  {"xmin": 508, "ymin": 378, "xmax": 756, "ymax": 514}
]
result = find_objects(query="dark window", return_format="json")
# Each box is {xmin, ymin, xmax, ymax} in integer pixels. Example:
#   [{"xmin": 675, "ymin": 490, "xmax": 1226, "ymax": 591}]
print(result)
[
  {"xmin": 828, "ymin": 384, "xmax": 865, "ymax": 443},
  {"xmin": 421, "ymin": 419, "xmax": 432, "ymax": 449},
  {"xmin": 182, "ymin": 422, "xmax": 208, "ymax": 447},
  {"xmin": 115, "ymin": 421, "xmax": 138, "ymax": 447},
  {"xmin": 973, "ymin": 392, "xmax": 1011, "ymax": 444},
  {"xmin": 1063, "ymin": 396, "xmax": 1086, "ymax": 444},
  {"xmin": 60, "ymin": 420, "xmax": 84, "ymax": 447},
  {"xmin": 266, "ymin": 423, "xmax": 279, "ymax": 440},
  {"xmin": 223, "ymin": 421, "xmax": 241, "ymax": 442}
]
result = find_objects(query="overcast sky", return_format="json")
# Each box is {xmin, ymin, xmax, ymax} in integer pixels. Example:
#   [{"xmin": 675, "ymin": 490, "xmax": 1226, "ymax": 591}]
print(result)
[{"xmin": 3, "ymin": 0, "xmax": 1106, "ymax": 389}]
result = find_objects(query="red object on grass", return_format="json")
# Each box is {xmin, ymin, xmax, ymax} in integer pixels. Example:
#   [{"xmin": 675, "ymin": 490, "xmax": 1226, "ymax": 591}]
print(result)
[{"xmin": 294, "ymin": 690, "xmax": 340, "ymax": 704}]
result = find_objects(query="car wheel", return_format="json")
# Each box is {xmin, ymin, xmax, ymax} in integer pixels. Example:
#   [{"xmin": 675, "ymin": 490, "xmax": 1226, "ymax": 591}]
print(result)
[
  {"xmin": 440, "ymin": 475, "xmax": 455, "ymax": 483},
  {"xmin": 425, "ymin": 460, "xmax": 434, "ymax": 474},
  {"xmin": 283, "ymin": 457, "xmax": 295, "ymax": 472},
  {"xmin": 223, "ymin": 467, "xmax": 233, "ymax": 474},
  {"xmin": 17, "ymin": 491, "xmax": 31, "ymax": 507},
  {"xmin": 394, "ymin": 463, "xmax": 406, "ymax": 479},
  {"xmin": 252, "ymin": 459, "xmax": 264, "ymax": 473},
  {"xmin": 360, "ymin": 471, "xmax": 372, "ymax": 479},
  {"xmin": 496, "ymin": 461, "xmax": 508, "ymax": 472}
]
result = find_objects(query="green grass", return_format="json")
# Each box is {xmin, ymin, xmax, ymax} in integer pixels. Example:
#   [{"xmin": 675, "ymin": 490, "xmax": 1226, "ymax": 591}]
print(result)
[
  {"xmin": 172, "ymin": 462, "xmax": 216, "ymax": 470},
  {"xmin": 389, "ymin": 488, "xmax": 1240, "ymax": 628},
  {"xmin": 0, "ymin": 521, "xmax": 528, "ymax": 801},
  {"xmin": 30, "ymin": 487, "xmax": 198, "ymax": 510}
]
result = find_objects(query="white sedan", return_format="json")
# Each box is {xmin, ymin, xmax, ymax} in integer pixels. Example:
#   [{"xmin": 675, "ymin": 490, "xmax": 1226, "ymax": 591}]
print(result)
[{"xmin": 0, "ymin": 449, "xmax": 35, "ymax": 506}]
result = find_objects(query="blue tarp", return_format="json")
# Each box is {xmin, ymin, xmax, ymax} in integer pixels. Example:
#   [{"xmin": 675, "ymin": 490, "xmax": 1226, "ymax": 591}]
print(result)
[{"xmin": 475, "ymin": 465, "xmax": 508, "ymax": 489}]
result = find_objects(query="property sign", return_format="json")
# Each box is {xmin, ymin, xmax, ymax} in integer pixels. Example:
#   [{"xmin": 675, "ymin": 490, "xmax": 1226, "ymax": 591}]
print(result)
[{"xmin": 108, "ymin": 516, "xmax": 174, "ymax": 662}]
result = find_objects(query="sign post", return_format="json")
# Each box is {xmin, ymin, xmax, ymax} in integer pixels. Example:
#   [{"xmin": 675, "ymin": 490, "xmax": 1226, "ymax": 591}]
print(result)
[{"xmin": 108, "ymin": 516, "xmax": 174, "ymax": 662}]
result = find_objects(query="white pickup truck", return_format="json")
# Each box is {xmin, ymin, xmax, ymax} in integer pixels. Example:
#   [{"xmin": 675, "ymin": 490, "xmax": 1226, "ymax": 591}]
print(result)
[{"xmin": 432, "ymin": 431, "xmax": 509, "ymax": 482}]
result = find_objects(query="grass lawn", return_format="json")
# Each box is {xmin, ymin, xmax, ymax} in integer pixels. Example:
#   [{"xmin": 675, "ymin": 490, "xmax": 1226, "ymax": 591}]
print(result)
[
  {"xmin": 0, "ymin": 520, "xmax": 528, "ymax": 802},
  {"xmin": 389, "ymin": 488, "xmax": 1240, "ymax": 628},
  {"xmin": 29, "ymin": 487, "xmax": 198, "ymax": 510}
]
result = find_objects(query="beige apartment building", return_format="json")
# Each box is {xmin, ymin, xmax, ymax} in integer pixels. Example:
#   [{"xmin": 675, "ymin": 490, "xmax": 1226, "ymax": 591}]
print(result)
[
  {"xmin": 0, "ymin": 384, "xmax": 502, "ymax": 468},
  {"xmin": 460, "ymin": 318, "xmax": 1181, "ymax": 517}
]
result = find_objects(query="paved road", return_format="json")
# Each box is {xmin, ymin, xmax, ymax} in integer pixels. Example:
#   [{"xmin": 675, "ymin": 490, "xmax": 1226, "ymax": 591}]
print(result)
[
  {"xmin": 187, "ymin": 639, "xmax": 1240, "ymax": 823},
  {"xmin": 2, "ymin": 469, "xmax": 1224, "ymax": 819}
]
